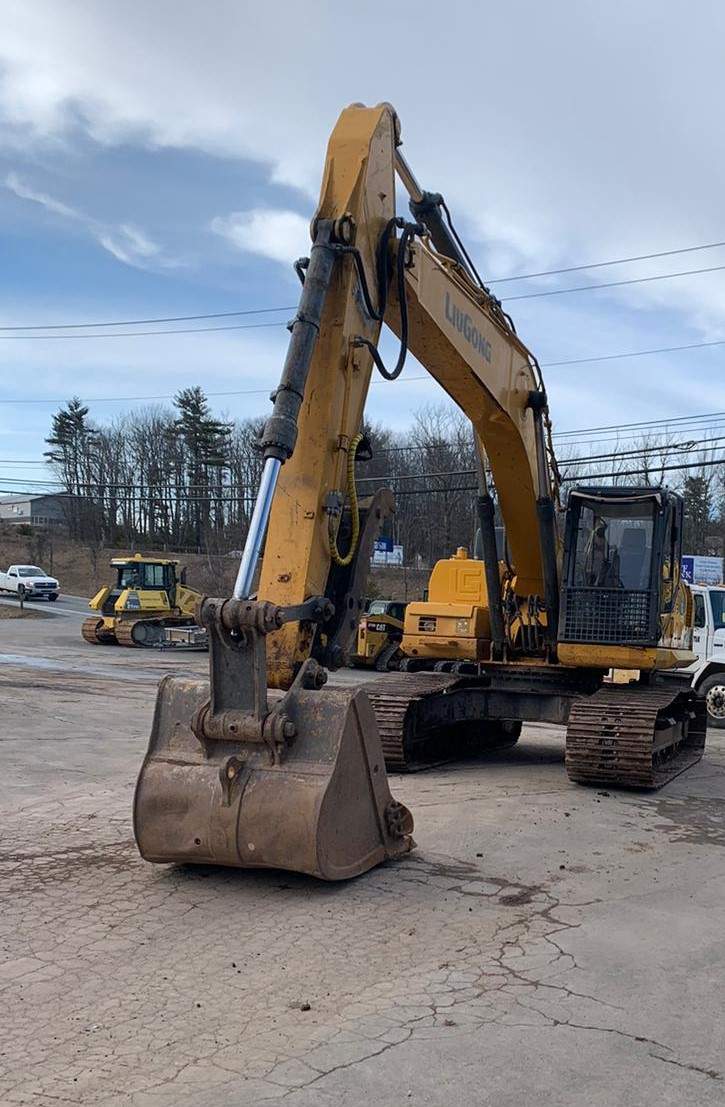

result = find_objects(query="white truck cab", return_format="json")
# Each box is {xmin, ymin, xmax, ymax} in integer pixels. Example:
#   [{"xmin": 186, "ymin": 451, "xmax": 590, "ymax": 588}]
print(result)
[
  {"xmin": 685, "ymin": 583, "xmax": 725, "ymax": 728},
  {"xmin": 0, "ymin": 564, "xmax": 60, "ymax": 601}
]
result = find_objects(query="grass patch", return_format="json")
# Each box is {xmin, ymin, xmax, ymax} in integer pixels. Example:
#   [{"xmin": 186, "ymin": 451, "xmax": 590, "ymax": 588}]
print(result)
[{"xmin": 0, "ymin": 604, "xmax": 49, "ymax": 620}]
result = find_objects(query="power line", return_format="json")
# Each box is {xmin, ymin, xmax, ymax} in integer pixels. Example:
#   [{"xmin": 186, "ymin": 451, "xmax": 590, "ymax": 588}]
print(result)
[
  {"xmin": 376, "ymin": 438, "xmax": 725, "ymax": 475},
  {"xmin": 357, "ymin": 450, "xmax": 725, "ymax": 486},
  {"xmin": 552, "ymin": 422, "xmax": 725, "ymax": 449},
  {"xmin": 564, "ymin": 457, "xmax": 725, "ymax": 481},
  {"xmin": 542, "ymin": 338, "xmax": 725, "ymax": 369},
  {"xmin": 556, "ymin": 436, "xmax": 725, "ymax": 464},
  {"xmin": 0, "ymin": 320, "xmax": 288, "ymax": 340},
  {"xmin": 487, "ymin": 239, "xmax": 725, "ymax": 284},
  {"xmin": 0, "ymin": 487, "xmax": 258, "ymax": 505},
  {"xmin": 553, "ymin": 408, "xmax": 725, "ymax": 438},
  {"xmin": 503, "ymin": 263, "xmax": 725, "ymax": 302},
  {"xmin": 1, "ymin": 255, "xmax": 723, "ymax": 331},
  {"xmin": 4, "ymin": 237, "xmax": 725, "ymax": 332},
  {"xmin": 357, "ymin": 457, "xmax": 725, "ymax": 496},
  {"xmin": 8, "ymin": 438, "xmax": 725, "ymax": 493},
  {"xmin": 6, "ymin": 434, "xmax": 722, "ymax": 477},
  {"xmin": 374, "ymin": 415, "xmax": 725, "ymax": 453},
  {"xmin": 0, "ymin": 306, "xmax": 297, "ymax": 331},
  {"xmin": 2, "ymin": 326, "xmax": 725, "ymax": 405},
  {"xmin": 4, "ymin": 451, "xmax": 723, "ymax": 503}
]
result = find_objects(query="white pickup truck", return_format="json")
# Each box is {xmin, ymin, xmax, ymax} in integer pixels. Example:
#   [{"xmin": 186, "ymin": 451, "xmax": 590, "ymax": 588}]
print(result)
[
  {"xmin": 0, "ymin": 564, "xmax": 60, "ymax": 601},
  {"xmin": 686, "ymin": 582, "xmax": 725, "ymax": 729}
]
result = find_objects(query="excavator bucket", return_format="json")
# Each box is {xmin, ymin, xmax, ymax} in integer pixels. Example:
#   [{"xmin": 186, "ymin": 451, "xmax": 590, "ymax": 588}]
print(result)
[{"xmin": 134, "ymin": 597, "xmax": 414, "ymax": 881}]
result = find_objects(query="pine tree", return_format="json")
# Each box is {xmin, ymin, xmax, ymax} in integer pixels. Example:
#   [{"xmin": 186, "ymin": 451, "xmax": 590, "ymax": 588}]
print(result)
[
  {"xmin": 172, "ymin": 387, "xmax": 231, "ymax": 547},
  {"xmin": 682, "ymin": 474, "xmax": 712, "ymax": 555},
  {"xmin": 44, "ymin": 398, "xmax": 98, "ymax": 539}
]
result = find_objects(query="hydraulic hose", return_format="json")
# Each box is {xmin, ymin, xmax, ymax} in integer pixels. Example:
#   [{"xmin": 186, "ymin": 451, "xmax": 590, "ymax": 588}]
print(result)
[
  {"xmin": 352, "ymin": 221, "xmax": 422, "ymax": 382},
  {"xmin": 328, "ymin": 432, "xmax": 363, "ymax": 567}
]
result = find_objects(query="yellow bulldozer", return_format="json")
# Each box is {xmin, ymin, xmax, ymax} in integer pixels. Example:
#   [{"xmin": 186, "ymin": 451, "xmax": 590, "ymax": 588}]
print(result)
[
  {"xmin": 133, "ymin": 102, "xmax": 705, "ymax": 883},
  {"xmin": 82, "ymin": 553, "xmax": 206, "ymax": 648}
]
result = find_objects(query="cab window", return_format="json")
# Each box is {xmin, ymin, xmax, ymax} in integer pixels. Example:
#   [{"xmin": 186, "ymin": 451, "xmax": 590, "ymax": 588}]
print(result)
[
  {"xmin": 117, "ymin": 563, "xmax": 167, "ymax": 589},
  {"xmin": 572, "ymin": 501, "xmax": 655, "ymax": 590},
  {"xmin": 143, "ymin": 564, "xmax": 166, "ymax": 588},
  {"xmin": 709, "ymin": 590, "xmax": 725, "ymax": 629},
  {"xmin": 693, "ymin": 593, "xmax": 707, "ymax": 629}
]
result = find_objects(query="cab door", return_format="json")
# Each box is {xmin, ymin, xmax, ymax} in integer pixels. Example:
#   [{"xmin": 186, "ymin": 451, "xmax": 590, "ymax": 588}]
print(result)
[
  {"xmin": 708, "ymin": 588, "xmax": 725, "ymax": 661},
  {"xmin": 690, "ymin": 590, "xmax": 709, "ymax": 666}
]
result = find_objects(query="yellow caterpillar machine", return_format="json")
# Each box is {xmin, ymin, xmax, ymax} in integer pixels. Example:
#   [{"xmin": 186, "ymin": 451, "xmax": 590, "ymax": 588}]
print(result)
[
  {"xmin": 82, "ymin": 554, "xmax": 205, "ymax": 648},
  {"xmin": 133, "ymin": 102, "xmax": 705, "ymax": 882},
  {"xmin": 352, "ymin": 599, "xmax": 408, "ymax": 670}
]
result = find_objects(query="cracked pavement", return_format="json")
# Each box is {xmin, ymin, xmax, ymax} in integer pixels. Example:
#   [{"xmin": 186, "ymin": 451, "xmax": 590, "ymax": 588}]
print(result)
[{"xmin": 1, "ymin": 618, "xmax": 724, "ymax": 1105}]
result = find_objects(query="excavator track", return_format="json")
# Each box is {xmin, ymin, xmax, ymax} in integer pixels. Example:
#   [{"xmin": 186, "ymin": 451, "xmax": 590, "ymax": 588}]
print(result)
[
  {"xmin": 81, "ymin": 617, "xmax": 116, "ymax": 645},
  {"xmin": 565, "ymin": 682, "xmax": 707, "ymax": 789},
  {"xmin": 365, "ymin": 672, "xmax": 473, "ymax": 771}
]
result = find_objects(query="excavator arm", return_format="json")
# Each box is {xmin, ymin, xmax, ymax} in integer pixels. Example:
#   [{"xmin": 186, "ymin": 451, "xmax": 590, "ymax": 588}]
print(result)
[{"xmin": 254, "ymin": 102, "xmax": 560, "ymax": 688}]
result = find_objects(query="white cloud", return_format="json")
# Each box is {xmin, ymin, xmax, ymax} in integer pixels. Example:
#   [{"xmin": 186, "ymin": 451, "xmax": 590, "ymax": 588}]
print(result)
[
  {"xmin": 0, "ymin": 1, "xmax": 723, "ymax": 324},
  {"xmin": 4, "ymin": 172, "xmax": 177, "ymax": 269},
  {"xmin": 5, "ymin": 171, "xmax": 82, "ymax": 221},
  {"xmin": 1, "ymin": 0, "xmax": 724, "ymax": 442},
  {"xmin": 211, "ymin": 208, "xmax": 310, "ymax": 266},
  {"xmin": 95, "ymin": 222, "xmax": 169, "ymax": 267}
]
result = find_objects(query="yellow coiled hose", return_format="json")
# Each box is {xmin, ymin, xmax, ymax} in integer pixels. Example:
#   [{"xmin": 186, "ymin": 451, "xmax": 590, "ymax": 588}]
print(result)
[{"xmin": 328, "ymin": 432, "xmax": 362, "ymax": 567}]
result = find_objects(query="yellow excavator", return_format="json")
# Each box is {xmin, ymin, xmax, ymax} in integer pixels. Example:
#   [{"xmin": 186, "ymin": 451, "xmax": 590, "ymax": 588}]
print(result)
[
  {"xmin": 133, "ymin": 102, "xmax": 705, "ymax": 882},
  {"xmin": 82, "ymin": 554, "xmax": 205, "ymax": 648}
]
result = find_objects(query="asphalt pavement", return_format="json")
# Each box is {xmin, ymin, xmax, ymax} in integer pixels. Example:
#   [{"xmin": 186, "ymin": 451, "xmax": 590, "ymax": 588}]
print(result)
[
  {"xmin": 1, "ymin": 613, "xmax": 724, "ymax": 1106},
  {"xmin": 0, "ymin": 591, "xmax": 89, "ymax": 617}
]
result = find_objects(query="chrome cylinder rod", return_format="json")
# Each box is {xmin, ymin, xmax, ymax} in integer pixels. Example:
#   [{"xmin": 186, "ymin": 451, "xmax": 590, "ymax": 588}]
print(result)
[
  {"xmin": 394, "ymin": 148, "xmax": 424, "ymax": 204},
  {"xmin": 233, "ymin": 457, "xmax": 282, "ymax": 599},
  {"xmin": 232, "ymin": 218, "xmax": 337, "ymax": 601}
]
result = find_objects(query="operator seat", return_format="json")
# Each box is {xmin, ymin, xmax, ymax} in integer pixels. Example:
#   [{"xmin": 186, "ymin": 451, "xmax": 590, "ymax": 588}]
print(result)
[{"xmin": 618, "ymin": 528, "xmax": 648, "ymax": 589}]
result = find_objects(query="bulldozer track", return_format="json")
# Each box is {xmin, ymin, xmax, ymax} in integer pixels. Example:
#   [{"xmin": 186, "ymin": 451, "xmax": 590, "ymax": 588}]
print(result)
[
  {"xmin": 565, "ymin": 683, "xmax": 707, "ymax": 789},
  {"xmin": 114, "ymin": 620, "xmax": 147, "ymax": 648},
  {"xmin": 81, "ymin": 617, "xmax": 115, "ymax": 645},
  {"xmin": 114, "ymin": 616, "xmax": 199, "ymax": 648}
]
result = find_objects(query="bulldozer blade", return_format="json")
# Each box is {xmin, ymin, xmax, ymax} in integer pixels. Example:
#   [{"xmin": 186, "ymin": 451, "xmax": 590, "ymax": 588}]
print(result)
[{"xmin": 134, "ymin": 675, "xmax": 414, "ymax": 881}]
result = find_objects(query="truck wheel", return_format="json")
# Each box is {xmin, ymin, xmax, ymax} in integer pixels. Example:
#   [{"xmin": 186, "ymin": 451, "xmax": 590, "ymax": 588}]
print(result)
[
  {"xmin": 698, "ymin": 673, "xmax": 725, "ymax": 730},
  {"xmin": 48, "ymin": 594, "xmax": 58, "ymax": 602},
  {"xmin": 18, "ymin": 585, "xmax": 26, "ymax": 599}
]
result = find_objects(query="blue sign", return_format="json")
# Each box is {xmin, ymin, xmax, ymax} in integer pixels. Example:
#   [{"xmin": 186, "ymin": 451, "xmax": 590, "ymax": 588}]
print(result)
[
  {"xmin": 681, "ymin": 556, "xmax": 694, "ymax": 584},
  {"xmin": 374, "ymin": 537, "xmax": 394, "ymax": 553}
]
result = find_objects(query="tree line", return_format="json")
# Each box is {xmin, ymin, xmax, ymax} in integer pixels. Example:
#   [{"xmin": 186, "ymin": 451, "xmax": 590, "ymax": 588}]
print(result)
[{"xmin": 44, "ymin": 389, "xmax": 725, "ymax": 563}]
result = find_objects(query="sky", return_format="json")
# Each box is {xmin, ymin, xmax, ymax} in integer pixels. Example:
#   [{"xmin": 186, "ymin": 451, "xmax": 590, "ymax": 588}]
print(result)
[{"xmin": 1, "ymin": 0, "xmax": 725, "ymax": 491}]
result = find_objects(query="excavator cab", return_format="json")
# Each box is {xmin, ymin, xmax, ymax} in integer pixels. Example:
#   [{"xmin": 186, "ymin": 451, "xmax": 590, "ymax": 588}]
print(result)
[{"xmin": 558, "ymin": 487, "xmax": 686, "ymax": 660}]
